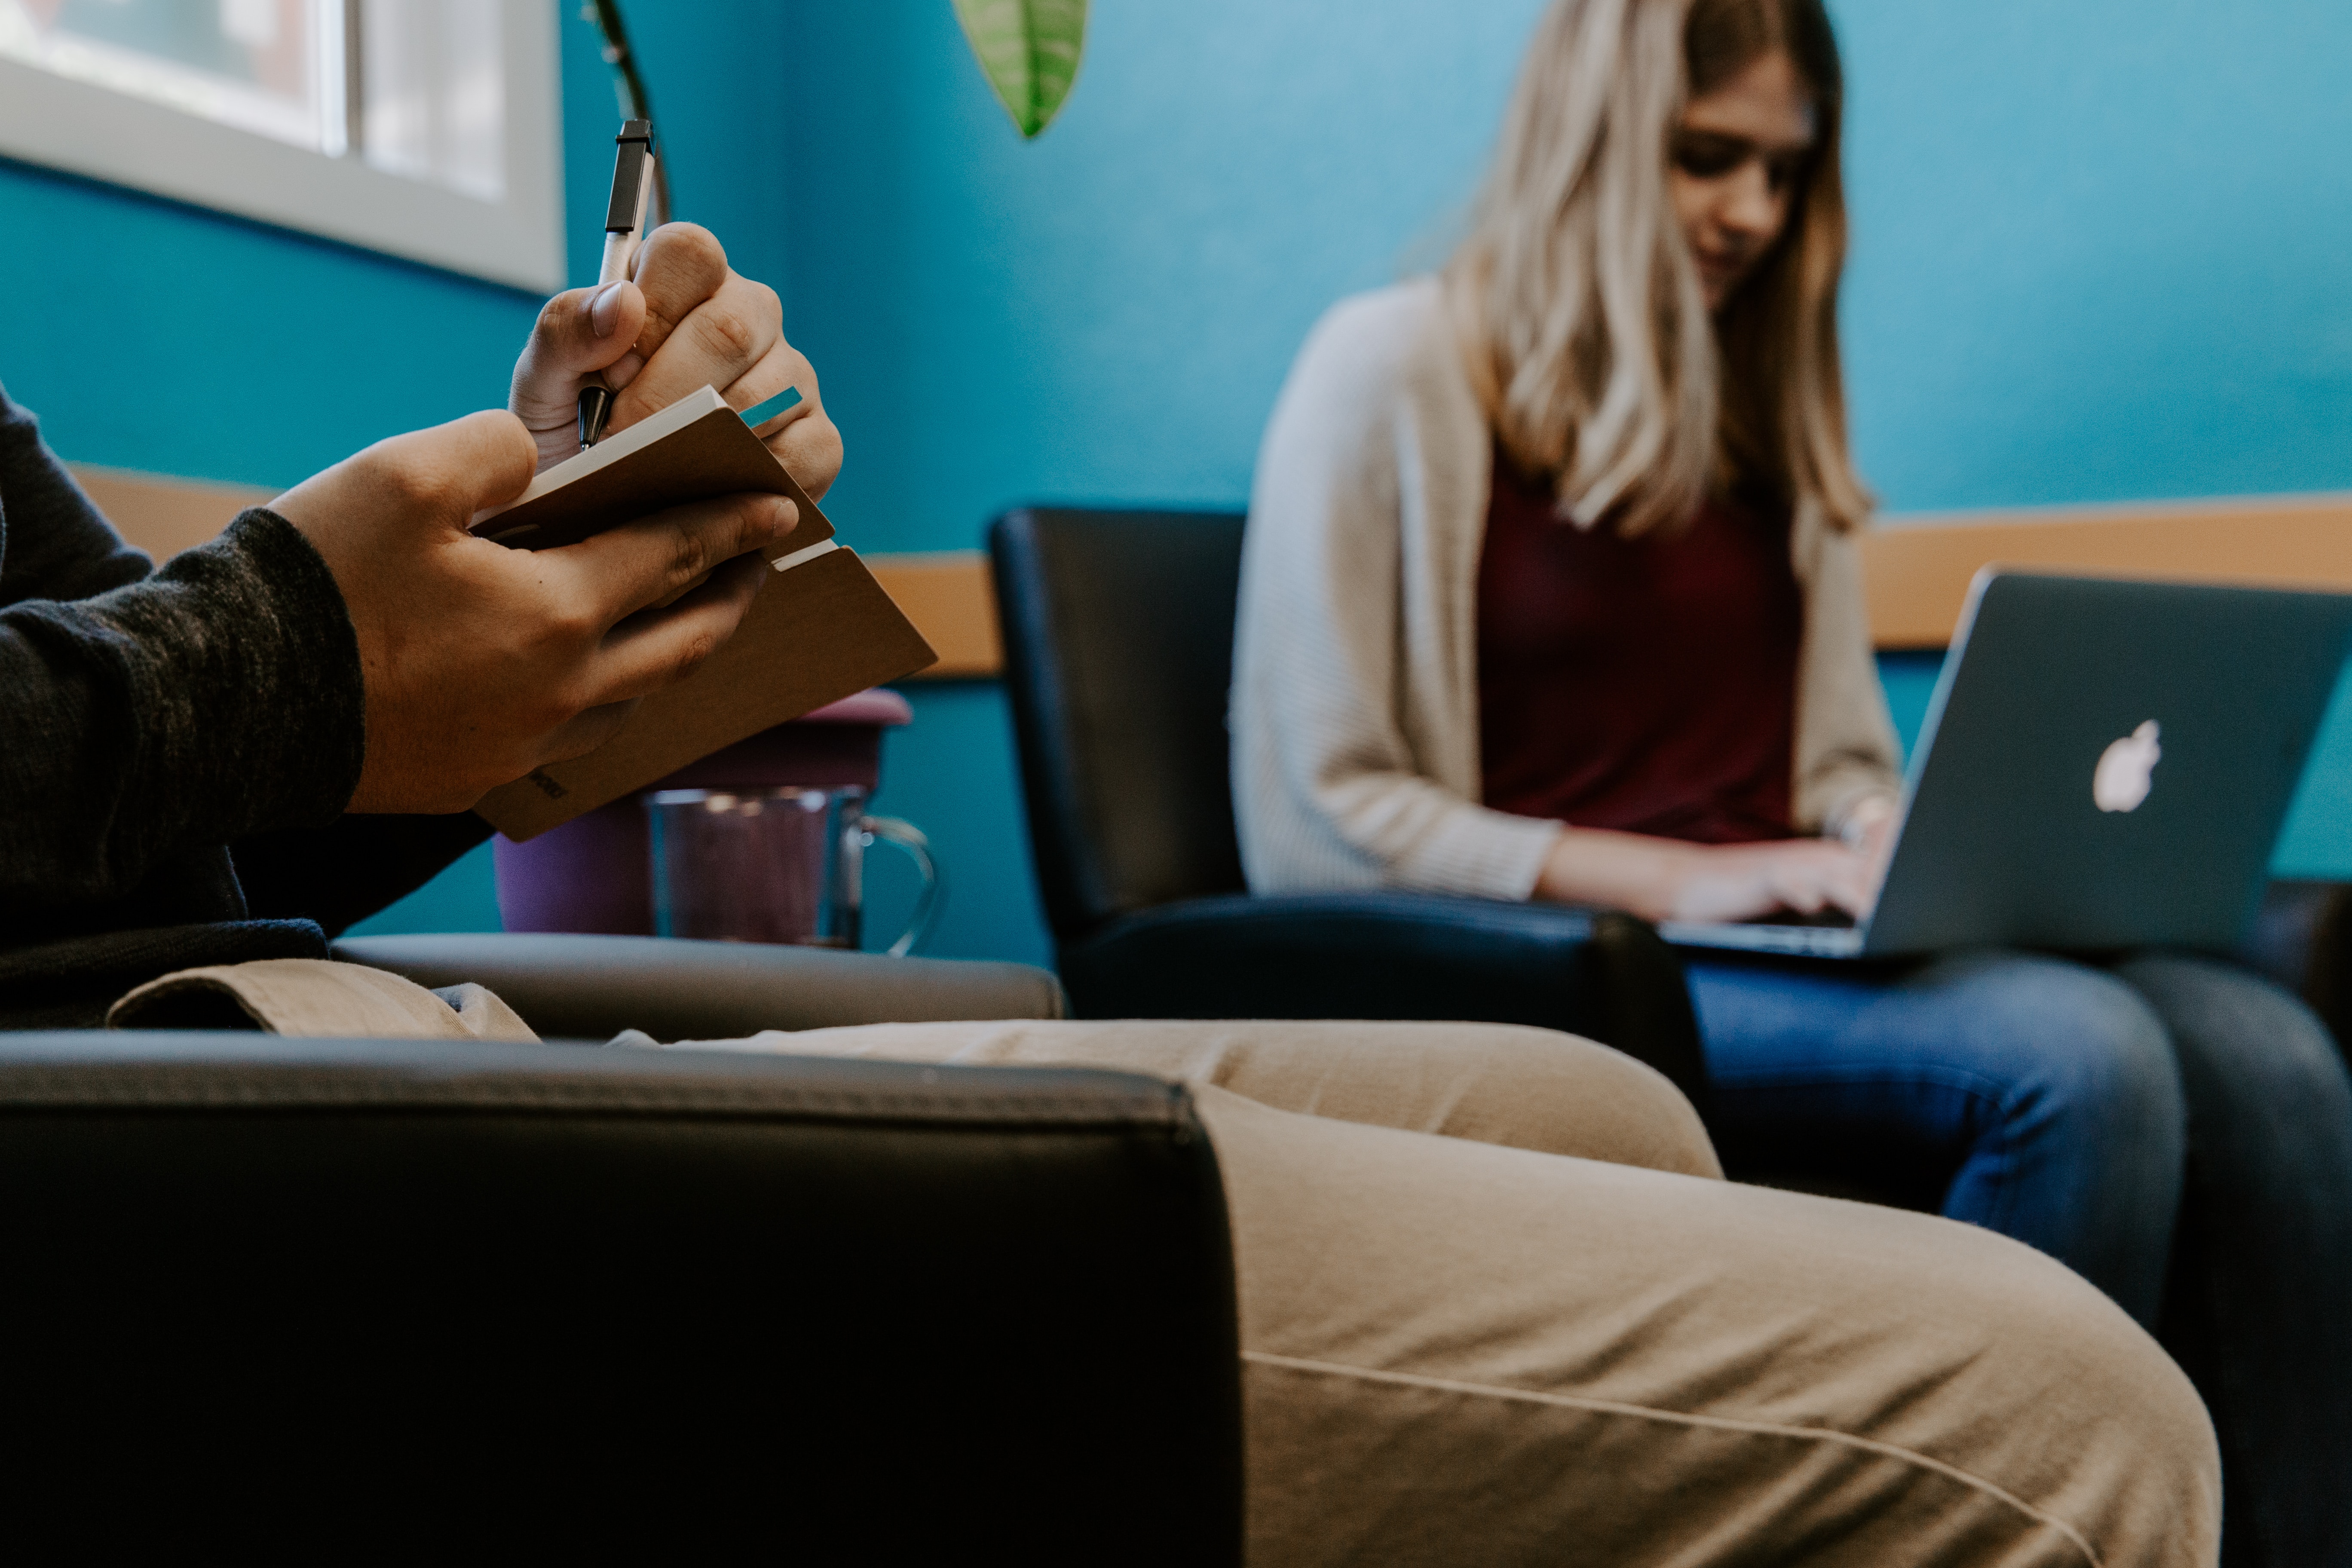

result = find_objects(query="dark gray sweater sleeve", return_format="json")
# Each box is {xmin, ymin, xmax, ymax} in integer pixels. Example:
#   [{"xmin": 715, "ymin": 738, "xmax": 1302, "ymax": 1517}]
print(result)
[
  {"xmin": 0, "ymin": 391, "xmax": 151, "ymax": 609},
  {"xmin": 0, "ymin": 392, "xmax": 366, "ymax": 917}
]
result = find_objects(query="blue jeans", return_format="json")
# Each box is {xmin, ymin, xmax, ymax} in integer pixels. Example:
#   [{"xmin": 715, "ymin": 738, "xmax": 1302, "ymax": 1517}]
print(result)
[{"xmin": 1688, "ymin": 950, "xmax": 2352, "ymax": 1568}]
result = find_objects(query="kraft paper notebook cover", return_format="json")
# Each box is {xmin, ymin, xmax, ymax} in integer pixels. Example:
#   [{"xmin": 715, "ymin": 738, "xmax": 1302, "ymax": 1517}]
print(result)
[
  {"xmin": 468, "ymin": 385, "xmax": 827, "ymax": 552},
  {"xmin": 469, "ymin": 386, "xmax": 937, "ymax": 841}
]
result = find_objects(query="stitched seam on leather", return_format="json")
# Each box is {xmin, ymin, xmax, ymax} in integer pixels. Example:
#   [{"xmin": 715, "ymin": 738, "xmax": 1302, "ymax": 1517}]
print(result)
[
  {"xmin": 1241, "ymin": 1351, "xmax": 2106, "ymax": 1568},
  {"xmin": 0, "ymin": 1074, "xmax": 1193, "ymax": 1127}
]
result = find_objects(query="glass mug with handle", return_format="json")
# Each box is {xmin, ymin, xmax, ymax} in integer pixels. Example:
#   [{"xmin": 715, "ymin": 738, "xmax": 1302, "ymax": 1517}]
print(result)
[{"xmin": 646, "ymin": 787, "xmax": 940, "ymax": 955}]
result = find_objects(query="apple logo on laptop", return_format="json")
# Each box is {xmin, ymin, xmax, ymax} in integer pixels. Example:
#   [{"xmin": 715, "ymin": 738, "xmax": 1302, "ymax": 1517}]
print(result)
[{"xmin": 2094, "ymin": 720, "xmax": 2162, "ymax": 813}]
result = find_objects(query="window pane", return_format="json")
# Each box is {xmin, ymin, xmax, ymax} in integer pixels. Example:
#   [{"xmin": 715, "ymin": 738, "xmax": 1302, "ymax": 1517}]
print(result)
[
  {"xmin": 361, "ymin": 0, "xmax": 502, "ymax": 203},
  {"xmin": 0, "ymin": 0, "xmax": 329, "ymax": 151}
]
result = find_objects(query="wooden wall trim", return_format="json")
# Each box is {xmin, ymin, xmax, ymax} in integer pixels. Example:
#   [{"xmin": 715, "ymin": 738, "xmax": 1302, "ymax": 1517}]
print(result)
[
  {"xmin": 69, "ymin": 464, "xmax": 2352, "ymax": 668},
  {"xmin": 862, "ymin": 551, "xmax": 1001, "ymax": 678},
  {"xmin": 793, "ymin": 494, "xmax": 2352, "ymax": 667},
  {"xmin": 1859, "ymin": 492, "xmax": 2352, "ymax": 648},
  {"xmin": 69, "ymin": 464, "xmax": 273, "ymax": 564}
]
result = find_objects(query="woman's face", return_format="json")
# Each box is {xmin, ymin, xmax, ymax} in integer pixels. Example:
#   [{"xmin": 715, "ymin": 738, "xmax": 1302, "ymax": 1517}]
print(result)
[{"xmin": 1669, "ymin": 48, "xmax": 1816, "ymax": 310}]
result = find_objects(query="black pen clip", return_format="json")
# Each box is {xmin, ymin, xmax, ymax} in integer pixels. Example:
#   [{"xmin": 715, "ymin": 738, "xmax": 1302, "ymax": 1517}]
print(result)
[{"xmin": 605, "ymin": 118, "xmax": 656, "ymax": 234}]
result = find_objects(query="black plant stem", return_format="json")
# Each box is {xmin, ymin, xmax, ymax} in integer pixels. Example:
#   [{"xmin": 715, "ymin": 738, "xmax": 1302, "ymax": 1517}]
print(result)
[{"xmin": 587, "ymin": 0, "xmax": 671, "ymax": 224}]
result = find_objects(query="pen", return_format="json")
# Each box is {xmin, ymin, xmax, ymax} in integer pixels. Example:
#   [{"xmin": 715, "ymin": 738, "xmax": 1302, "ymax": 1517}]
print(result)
[{"xmin": 576, "ymin": 118, "xmax": 658, "ymax": 449}]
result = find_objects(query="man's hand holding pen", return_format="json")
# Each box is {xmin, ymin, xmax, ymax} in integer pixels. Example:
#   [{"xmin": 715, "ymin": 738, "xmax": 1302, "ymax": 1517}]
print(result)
[
  {"xmin": 505, "ymin": 222, "xmax": 842, "ymax": 501},
  {"xmin": 259, "ymin": 106, "xmax": 841, "ymax": 813}
]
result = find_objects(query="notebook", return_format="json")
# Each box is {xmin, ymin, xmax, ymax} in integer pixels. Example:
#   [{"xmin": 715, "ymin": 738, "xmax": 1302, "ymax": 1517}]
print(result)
[{"xmin": 466, "ymin": 385, "xmax": 937, "ymax": 841}]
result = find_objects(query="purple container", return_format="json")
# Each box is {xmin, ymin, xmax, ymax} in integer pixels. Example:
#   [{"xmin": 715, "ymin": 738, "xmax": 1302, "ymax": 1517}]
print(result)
[{"xmin": 492, "ymin": 688, "xmax": 914, "ymax": 936}]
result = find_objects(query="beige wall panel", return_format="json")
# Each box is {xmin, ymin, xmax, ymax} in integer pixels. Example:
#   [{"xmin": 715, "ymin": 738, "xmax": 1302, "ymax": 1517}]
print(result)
[{"xmin": 1862, "ymin": 495, "xmax": 2352, "ymax": 647}]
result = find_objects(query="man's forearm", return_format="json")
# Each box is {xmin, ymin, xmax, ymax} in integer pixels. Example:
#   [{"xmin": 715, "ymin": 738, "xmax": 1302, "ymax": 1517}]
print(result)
[{"xmin": 0, "ymin": 510, "xmax": 366, "ymax": 916}]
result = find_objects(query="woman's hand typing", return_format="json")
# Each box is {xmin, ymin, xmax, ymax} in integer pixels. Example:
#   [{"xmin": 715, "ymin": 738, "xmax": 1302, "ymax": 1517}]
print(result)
[{"xmin": 1534, "ymin": 827, "xmax": 1881, "ymax": 924}]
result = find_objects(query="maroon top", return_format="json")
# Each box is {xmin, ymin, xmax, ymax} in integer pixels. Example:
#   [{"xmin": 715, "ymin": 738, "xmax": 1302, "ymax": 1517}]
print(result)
[{"xmin": 1476, "ymin": 454, "xmax": 1803, "ymax": 844}]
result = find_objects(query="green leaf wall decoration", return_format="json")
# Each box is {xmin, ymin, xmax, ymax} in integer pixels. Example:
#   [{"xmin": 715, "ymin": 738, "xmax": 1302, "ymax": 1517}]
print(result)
[{"xmin": 951, "ymin": 0, "xmax": 1088, "ymax": 139}]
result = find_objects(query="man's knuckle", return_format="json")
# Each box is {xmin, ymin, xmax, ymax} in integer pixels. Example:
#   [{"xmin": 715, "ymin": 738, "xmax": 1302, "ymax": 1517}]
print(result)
[
  {"xmin": 379, "ymin": 459, "xmax": 444, "ymax": 511},
  {"xmin": 669, "ymin": 525, "xmax": 719, "ymax": 583},
  {"xmin": 545, "ymin": 590, "xmax": 601, "ymax": 645},
  {"xmin": 636, "ymin": 301, "xmax": 685, "ymax": 345},
  {"xmin": 638, "ymin": 227, "xmax": 725, "ymax": 300},
  {"xmin": 666, "ymin": 223, "xmax": 725, "ymax": 273},
  {"xmin": 695, "ymin": 305, "xmax": 764, "ymax": 366},
  {"xmin": 671, "ymin": 626, "xmax": 723, "ymax": 679},
  {"xmin": 346, "ymin": 447, "xmax": 392, "ymax": 489}
]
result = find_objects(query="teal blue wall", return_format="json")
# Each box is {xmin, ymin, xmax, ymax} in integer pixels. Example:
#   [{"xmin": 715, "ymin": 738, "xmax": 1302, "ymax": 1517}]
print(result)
[
  {"xmin": 6, "ymin": 2, "xmax": 2349, "ymax": 958},
  {"xmin": 1837, "ymin": 1, "xmax": 2352, "ymax": 508}
]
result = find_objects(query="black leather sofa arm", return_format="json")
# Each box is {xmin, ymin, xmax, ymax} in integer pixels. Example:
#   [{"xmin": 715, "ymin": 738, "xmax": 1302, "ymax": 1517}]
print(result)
[
  {"xmin": 2244, "ymin": 880, "xmax": 2352, "ymax": 1060},
  {"xmin": 333, "ymin": 931, "xmax": 1068, "ymax": 1040},
  {"xmin": 1060, "ymin": 891, "xmax": 1710, "ymax": 1112},
  {"xmin": 0, "ymin": 1033, "xmax": 1240, "ymax": 1559}
]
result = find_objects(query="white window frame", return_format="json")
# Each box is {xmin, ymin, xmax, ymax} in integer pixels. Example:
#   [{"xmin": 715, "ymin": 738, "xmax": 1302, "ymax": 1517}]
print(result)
[{"xmin": 0, "ymin": 0, "xmax": 562, "ymax": 293}]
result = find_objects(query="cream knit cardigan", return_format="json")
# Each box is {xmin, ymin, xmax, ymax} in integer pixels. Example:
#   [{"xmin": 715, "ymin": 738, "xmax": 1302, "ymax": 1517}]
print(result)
[{"xmin": 1231, "ymin": 279, "xmax": 1903, "ymax": 899}]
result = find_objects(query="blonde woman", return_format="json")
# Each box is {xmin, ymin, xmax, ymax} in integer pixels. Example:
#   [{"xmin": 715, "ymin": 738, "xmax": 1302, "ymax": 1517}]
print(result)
[{"xmin": 1234, "ymin": 0, "xmax": 2352, "ymax": 1559}]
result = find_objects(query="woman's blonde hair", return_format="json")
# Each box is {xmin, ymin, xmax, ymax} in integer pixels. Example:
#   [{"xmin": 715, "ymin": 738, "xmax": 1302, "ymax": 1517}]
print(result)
[{"xmin": 1445, "ymin": 0, "xmax": 1869, "ymax": 536}]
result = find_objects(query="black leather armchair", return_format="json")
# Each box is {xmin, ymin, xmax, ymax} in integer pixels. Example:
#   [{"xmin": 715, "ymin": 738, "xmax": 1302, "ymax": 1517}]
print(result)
[
  {"xmin": 988, "ymin": 506, "xmax": 1709, "ymax": 1109},
  {"xmin": 0, "ymin": 1032, "xmax": 1242, "ymax": 1558}
]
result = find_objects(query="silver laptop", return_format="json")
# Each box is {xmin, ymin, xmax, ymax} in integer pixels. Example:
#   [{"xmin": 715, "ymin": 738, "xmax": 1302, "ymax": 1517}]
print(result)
[{"xmin": 1661, "ymin": 570, "xmax": 2352, "ymax": 960}]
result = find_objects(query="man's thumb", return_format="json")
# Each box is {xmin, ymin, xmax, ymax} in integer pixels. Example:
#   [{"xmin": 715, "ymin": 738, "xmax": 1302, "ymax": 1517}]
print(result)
[{"xmin": 525, "ymin": 282, "xmax": 646, "ymax": 382}]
